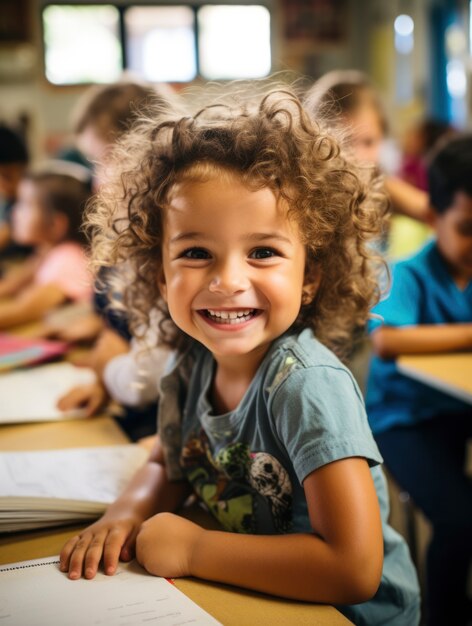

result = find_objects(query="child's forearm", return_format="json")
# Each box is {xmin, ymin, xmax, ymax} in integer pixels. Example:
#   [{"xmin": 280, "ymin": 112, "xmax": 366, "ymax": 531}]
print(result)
[
  {"xmin": 384, "ymin": 176, "xmax": 431, "ymax": 223},
  {"xmin": 110, "ymin": 457, "xmax": 190, "ymax": 521},
  {"xmin": 0, "ymin": 284, "xmax": 66, "ymax": 329},
  {"xmin": 190, "ymin": 528, "xmax": 379, "ymax": 604},
  {"xmin": 372, "ymin": 324, "xmax": 472, "ymax": 359},
  {"xmin": 0, "ymin": 300, "xmax": 38, "ymax": 328}
]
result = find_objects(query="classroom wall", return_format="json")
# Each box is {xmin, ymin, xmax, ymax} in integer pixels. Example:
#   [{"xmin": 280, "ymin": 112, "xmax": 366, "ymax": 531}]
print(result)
[{"xmin": 0, "ymin": 0, "xmax": 468, "ymax": 161}]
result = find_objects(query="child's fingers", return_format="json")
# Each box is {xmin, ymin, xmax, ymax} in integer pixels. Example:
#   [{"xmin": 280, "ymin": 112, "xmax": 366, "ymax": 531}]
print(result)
[
  {"xmin": 59, "ymin": 533, "xmax": 80, "ymax": 572},
  {"xmin": 64, "ymin": 531, "xmax": 96, "ymax": 579},
  {"xmin": 103, "ymin": 527, "xmax": 134, "ymax": 575},
  {"xmin": 120, "ymin": 526, "xmax": 140, "ymax": 562},
  {"xmin": 83, "ymin": 530, "xmax": 110, "ymax": 579},
  {"xmin": 85, "ymin": 386, "xmax": 107, "ymax": 417},
  {"xmin": 56, "ymin": 386, "xmax": 88, "ymax": 411}
]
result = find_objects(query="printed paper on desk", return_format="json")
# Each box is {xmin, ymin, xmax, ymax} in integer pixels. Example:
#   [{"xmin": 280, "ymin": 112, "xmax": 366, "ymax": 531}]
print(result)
[
  {"xmin": 0, "ymin": 361, "xmax": 96, "ymax": 423},
  {"xmin": 0, "ymin": 557, "xmax": 222, "ymax": 626}
]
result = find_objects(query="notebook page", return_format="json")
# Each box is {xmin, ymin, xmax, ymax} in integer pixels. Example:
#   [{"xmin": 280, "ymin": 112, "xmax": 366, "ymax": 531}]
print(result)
[
  {"xmin": 0, "ymin": 446, "xmax": 148, "ymax": 503},
  {"xmin": 0, "ymin": 557, "xmax": 222, "ymax": 626},
  {"xmin": 0, "ymin": 362, "xmax": 96, "ymax": 423}
]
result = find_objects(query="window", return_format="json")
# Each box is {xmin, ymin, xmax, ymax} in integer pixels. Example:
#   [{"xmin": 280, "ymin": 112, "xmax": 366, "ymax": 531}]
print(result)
[
  {"xmin": 42, "ymin": 5, "xmax": 122, "ymax": 85},
  {"xmin": 198, "ymin": 5, "xmax": 271, "ymax": 79},
  {"xmin": 41, "ymin": 3, "xmax": 271, "ymax": 85}
]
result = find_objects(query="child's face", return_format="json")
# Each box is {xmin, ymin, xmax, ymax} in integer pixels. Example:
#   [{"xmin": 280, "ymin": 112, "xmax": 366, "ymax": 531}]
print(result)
[
  {"xmin": 11, "ymin": 180, "xmax": 49, "ymax": 245},
  {"xmin": 76, "ymin": 126, "xmax": 109, "ymax": 164},
  {"xmin": 347, "ymin": 106, "xmax": 384, "ymax": 165},
  {"xmin": 435, "ymin": 191, "xmax": 472, "ymax": 285},
  {"xmin": 160, "ymin": 173, "xmax": 310, "ymax": 365},
  {"xmin": 0, "ymin": 163, "xmax": 25, "ymax": 201},
  {"xmin": 76, "ymin": 126, "xmax": 110, "ymax": 189}
]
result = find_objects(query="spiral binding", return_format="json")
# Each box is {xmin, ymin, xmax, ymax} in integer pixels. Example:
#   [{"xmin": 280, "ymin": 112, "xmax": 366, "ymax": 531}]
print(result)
[{"xmin": 0, "ymin": 558, "xmax": 59, "ymax": 573}]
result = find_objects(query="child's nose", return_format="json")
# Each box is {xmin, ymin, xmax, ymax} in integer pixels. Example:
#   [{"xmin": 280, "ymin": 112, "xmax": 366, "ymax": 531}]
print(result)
[{"xmin": 208, "ymin": 258, "xmax": 250, "ymax": 295}]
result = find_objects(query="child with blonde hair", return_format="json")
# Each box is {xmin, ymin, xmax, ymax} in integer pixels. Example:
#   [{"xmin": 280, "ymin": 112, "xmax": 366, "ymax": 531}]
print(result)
[{"xmin": 60, "ymin": 85, "xmax": 419, "ymax": 625}]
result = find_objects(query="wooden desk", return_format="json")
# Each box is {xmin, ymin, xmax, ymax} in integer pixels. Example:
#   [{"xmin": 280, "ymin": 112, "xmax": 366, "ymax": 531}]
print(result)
[
  {"xmin": 0, "ymin": 417, "xmax": 351, "ymax": 626},
  {"xmin": 397, "ymin": 352, "xmax": 472, "ymax": 405}
]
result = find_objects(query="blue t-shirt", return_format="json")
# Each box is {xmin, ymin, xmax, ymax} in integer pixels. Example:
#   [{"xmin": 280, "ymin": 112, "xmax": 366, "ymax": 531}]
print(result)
[
  {"xmin": 366, "ymin": 239, "xmax": 472, "ymax": 434},
  {"xmin": 161, "ymin": 329, "xmax": 419, "ymax": 625}
]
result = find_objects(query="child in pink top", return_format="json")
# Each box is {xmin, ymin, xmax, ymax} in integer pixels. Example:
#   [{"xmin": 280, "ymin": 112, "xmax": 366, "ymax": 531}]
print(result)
[{"xmin": 0, "ymin": 165, "xmax": 93, "ymax": 328}]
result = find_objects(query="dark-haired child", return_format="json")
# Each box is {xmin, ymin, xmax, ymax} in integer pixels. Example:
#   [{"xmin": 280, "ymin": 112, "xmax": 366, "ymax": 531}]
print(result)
[
  {"xmin": 366, "ymin": 134, "xmax": 472, "ymax": 626},
  {"xmin": 0, "ymin": 166, "xmax": 93, "ymax": 328},
  {"xmin": 0, "ymin": 124, "xmax": 30, "ymax": 256}
]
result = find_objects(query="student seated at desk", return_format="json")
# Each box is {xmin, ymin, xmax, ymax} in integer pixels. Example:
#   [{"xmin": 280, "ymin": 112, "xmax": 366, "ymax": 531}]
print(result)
[
  {"xmin": 0, "ymin": 164, "xmax": 93, "ymax": 329},
  {"xmin": 366, "ymin": 135, "xmax": 472, "ymax": 626},
  {"xmin": 57, "ymin": 303, "xmax": 169, "ymax": 440},
  {"xmin": 51, "ymin": 79, "xmax": 173, "ymax": 425},
  {"xmin": 0, "ymin": 124, "xmax": 31, "ymax": 259},
  {"xmin": 60, "ymin": 85, "xmax": 419, "ymax": 626}
]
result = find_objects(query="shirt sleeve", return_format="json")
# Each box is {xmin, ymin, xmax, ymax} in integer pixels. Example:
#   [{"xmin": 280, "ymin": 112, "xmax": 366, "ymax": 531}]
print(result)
[
  {"xmin": 270, "ymin": 365, "xmax": 383, "ymax": 484},
  {"xmin": 369, "ymin": 263, "xmax": 424, "ymax": 332},
  {"xmin": 103, "ymin": 342, "xmax": 171, "ymax": 407},
  {"xmin": 35, "ymin": 244, "xmax": 92, "ymax": 302}
]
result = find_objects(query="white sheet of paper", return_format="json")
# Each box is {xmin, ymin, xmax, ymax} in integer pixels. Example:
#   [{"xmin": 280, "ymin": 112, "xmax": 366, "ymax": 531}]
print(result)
[
  {"xmin": 0, "ymin": 446, "xmax": 149, "ymax": 530},
  {"xmin": 0, "ymin": 446, "xmax": 148, "ymax": 502},
  {"xmin": 0, "ymin": 557, "xmax": 222, "ymax": 626},
  {"xmin": 0, "ymin": 361, "xmax": 97, "ymax": 423}
]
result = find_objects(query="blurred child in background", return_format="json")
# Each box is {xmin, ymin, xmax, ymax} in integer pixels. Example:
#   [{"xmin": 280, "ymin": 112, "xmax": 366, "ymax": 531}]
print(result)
[
  {"xmin": 56, "ymin": 80, "xmax": 172, "ymax": 435},
  {"xmin": 303, "ymin": 69, "xmax": 432, "ymax": 231},
  {"xmin": 388, "ymin": 117, "xmax": 455, "ymax": 259},
  {"xmin": 0, "ymin": 124, "xmax": 30, "ymax": 257},
  {"xmin": 303, "ymin": 70, "xmax": 435, "ymax": 391},
  {"xmin": 0, "ymin": 164, "xmax": 93, "ymax": 328},
  {"xmin": 399, "ymin": 117, "xmax": 454, "ymax": 191},
  {"xmin": 366, "ymin": 134, "xmax": 472, "ymax": 626}
]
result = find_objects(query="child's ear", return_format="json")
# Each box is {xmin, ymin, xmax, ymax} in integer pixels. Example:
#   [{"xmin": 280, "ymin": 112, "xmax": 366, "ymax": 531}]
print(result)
[{"xmin": 302, "ymin": 269, "xmax": 322, "ymax": 306}]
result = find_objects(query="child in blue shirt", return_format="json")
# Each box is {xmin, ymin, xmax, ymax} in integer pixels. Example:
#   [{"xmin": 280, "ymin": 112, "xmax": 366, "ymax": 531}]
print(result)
[
  {"xmin": 366, "ymin": 134, "xmax": 472, "ymax": 626},
  {"xmin": 60, "ymin": 85, "xmax": 419, "ymax": 625}
]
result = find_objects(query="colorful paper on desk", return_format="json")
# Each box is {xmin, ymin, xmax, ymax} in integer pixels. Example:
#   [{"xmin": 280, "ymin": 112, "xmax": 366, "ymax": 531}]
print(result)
[
  {"xmin": 0, "ymin": 361, "xmax": 96, "ymax": 424},
  {"xmin": 0, "ymin": 557, "xmax": 222, "ymax": 625},
  {"xmin": 0, "ymin": 333, "xmax": 68, "ymax": 372}
]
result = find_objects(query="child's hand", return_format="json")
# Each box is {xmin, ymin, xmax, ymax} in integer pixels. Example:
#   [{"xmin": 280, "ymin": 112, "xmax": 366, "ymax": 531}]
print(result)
[
  {"xmin": 57, "ymin": 382, "xmax": 108, "ymax": 417},
  {"xmin": 42, "ymin": 312, "xmax": 104, "ymax": 343},
  {"xmin": 136, "ymin": 512, "xmax": 204, "ymax": 578},
  {"xmin": 60, "ymin": 512, "xmax": 143, "ymax": 579}
]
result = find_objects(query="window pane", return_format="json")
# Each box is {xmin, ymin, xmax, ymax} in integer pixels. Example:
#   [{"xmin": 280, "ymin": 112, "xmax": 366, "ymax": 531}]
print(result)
[
  {"xmin": 125, "ymin": 6, "xmax": 196, "ymax": 82},
  {"xmin": 42, "ymin": 5, "xmax": 122, "ymax": 85},
  {"xmin": 198, "ymin": 5, "xmax": 271, "ymax": 79}
]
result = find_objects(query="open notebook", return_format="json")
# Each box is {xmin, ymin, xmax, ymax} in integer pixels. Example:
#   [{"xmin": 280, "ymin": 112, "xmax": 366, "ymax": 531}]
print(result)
[
  {"xmin": 0, "ymin": 445, "xmax": 149, "ymax": 532},
  {"xmin": 0, "ymin": 361, "xmax": 96, "ymax": 424},
  {"xmin": 0, "ymin": 557, "xmax": 221, "ymax": 625}
]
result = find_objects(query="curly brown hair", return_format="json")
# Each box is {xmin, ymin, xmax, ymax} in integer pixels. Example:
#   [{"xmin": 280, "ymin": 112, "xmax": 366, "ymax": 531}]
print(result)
[{"xmin": 87, "ymin": 84, "xmax": 387, "ymax": 360}]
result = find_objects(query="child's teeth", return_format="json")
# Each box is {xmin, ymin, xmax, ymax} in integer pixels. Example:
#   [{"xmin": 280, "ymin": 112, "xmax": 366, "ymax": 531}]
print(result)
[{"xmin": 206, "ymin": 309, "xmax": 255, "ymax": 323}]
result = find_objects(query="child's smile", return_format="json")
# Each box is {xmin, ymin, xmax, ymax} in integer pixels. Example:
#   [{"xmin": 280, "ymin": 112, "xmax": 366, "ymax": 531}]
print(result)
[
  {"xmin": 159, "ymin": 170, "xmax": 309, "ymax": 370},
  {"xmin": 200, "ymin": 307, "xmax": 262, "ymax": 327}
]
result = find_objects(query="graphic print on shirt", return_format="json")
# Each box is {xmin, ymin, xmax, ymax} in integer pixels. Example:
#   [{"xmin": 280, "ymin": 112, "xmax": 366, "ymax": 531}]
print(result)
[{"xmin": 180, "ymin": 432, "xmax": 293, "ymax": 533}]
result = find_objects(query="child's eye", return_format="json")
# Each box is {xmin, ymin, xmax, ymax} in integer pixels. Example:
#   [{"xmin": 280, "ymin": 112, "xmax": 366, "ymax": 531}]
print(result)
[
  {"xmin": 249, "ymin": 247, "xmax": 278, "ymax": 260},
  {"xmin": 180, "ymin": 247, "xmax": 211, "ymax": 260}
]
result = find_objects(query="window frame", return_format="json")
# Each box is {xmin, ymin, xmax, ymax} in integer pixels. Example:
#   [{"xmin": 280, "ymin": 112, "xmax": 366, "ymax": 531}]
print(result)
[{"xmin": 40, "ymin": 1, "xmax": 273, "ymax": 86}]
